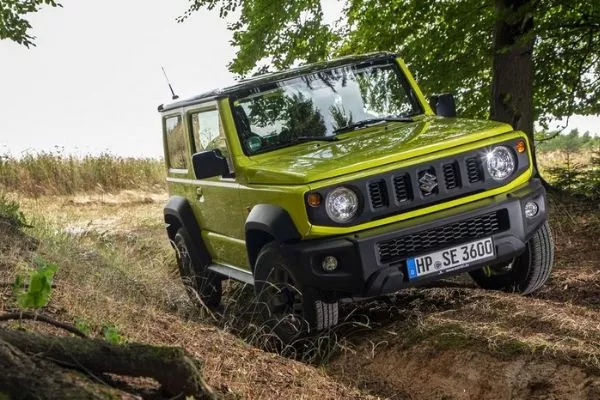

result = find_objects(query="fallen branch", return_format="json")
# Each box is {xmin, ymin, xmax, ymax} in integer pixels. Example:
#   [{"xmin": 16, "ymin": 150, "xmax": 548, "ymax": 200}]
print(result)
[
  {"xmin": 0, "ymin": 312, "xmax": 87, "ymax": 338},
  {"xmin": 0, "ymin": 328, "xmax": 216, "ymax": 399}
]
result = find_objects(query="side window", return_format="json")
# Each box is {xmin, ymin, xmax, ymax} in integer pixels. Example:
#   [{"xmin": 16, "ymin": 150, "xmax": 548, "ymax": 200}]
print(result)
[
  {"xmin": 191, "ymin": 109, "xmax": 233, "ymax": 171},
  {"xmin": 164, "ymin": 115, "xmax": 187, "ymax": 169}
]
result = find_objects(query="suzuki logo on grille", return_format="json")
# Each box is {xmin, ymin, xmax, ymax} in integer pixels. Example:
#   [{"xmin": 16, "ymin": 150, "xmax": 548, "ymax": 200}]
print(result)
[{"xmin": 418, "ymin": 171, "xmax": 438, "ymax": 195}]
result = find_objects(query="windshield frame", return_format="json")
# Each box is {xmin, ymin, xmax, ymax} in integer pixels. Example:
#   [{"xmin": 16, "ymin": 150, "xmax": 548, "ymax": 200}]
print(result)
[{"xmin": 229, "ymin": 58, "xmax": 424, "ymax": 156}]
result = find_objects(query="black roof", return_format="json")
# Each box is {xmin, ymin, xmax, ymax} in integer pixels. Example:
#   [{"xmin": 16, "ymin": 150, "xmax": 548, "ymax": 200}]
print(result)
[{"xmin": 158, "ymin": 52, "xmax": 397, "ymax": 112}]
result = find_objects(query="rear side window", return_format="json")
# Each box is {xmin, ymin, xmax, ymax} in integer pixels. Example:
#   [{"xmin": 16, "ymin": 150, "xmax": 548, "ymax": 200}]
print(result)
[
  {"xmin": 164, "ymin": 115, "xmax": 187, "ymax": 169},
  {"xmin": 190, "ymin": 109, "xmax": 233, "ymax": 171},
  {"xmin": 191, "ymin": 109, "xmax": 222, "ymax": 152}
]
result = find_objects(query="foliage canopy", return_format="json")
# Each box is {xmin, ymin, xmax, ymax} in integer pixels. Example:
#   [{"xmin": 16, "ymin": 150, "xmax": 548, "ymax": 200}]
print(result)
[
  {"xmin": 181, "ymin": 0, "xmax": 600, "ymax": 127},
  {"xmin": 0, "ymin": 0, "xmax": 61, "ymax": 47}
]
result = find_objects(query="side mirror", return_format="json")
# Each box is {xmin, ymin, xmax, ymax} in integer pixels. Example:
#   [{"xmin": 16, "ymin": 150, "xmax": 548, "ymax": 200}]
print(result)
[
  {"xmin": 429, "ymin": 93, "xmax": 457, "ymax": 117},
  {"xmin": 192, "ymin": 149, "xmax": 229, "ymax": 180}
]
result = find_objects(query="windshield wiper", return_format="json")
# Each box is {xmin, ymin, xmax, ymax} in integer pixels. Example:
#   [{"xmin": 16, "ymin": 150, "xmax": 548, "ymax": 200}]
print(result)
[
  {"xmin": 333, "ymin": 117, "xmax": 414, "ymax": 134},
  {"xmin": 289, "ymin": 135, "xmax": 339, "ymax": 143}
]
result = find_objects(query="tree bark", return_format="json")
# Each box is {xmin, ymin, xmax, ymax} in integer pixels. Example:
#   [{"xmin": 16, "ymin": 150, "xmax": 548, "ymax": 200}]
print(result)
[
  {"xmin": 0, "ymin": 338, "xmax": 139, "ymax": 399},
  {"xmin": 491, "ymin": 0, "xmax": 536, "ymax": 158},
  {"xmin": 0, "ymin": 328, "xmax": 216, "ymax": 399}
]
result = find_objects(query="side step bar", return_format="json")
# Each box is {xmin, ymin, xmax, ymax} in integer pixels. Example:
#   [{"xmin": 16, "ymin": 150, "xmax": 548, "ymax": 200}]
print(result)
[{"xmin": 208, "ymin": 264, "xmax": 254, "ymax": 285}]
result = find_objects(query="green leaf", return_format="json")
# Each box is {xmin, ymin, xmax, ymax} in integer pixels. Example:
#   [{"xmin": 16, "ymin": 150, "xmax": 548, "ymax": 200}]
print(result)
[{"xmin": 15, "ymin": 259, "xmax": 57, "ymax": 310}]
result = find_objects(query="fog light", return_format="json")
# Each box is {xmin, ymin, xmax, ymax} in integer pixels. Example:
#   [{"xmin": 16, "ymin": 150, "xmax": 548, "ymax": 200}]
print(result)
[
  {"xmin": 322, "ymin": 256, "xmax": 338, "ymax": 272},
  {"xmin": 525, "ymin": 201, "xmax": 539, "ymax": 218}
]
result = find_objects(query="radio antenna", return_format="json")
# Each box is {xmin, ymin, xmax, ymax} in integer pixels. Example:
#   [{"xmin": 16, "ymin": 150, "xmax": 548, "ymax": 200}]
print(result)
[{"xmin": 161, "ymin": 66, "xmax": 179, "ymax": 100}]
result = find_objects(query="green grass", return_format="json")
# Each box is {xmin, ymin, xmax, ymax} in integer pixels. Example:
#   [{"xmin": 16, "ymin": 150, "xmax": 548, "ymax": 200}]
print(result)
[{"xmin": 0, "ymin": 151, "xmax": 165, "ymax": 197}]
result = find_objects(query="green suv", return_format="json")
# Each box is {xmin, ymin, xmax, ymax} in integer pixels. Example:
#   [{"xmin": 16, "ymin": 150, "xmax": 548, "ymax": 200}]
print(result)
[{"xmin": 159, "ymin": 52, "xmax": 554, "ymax": 339}]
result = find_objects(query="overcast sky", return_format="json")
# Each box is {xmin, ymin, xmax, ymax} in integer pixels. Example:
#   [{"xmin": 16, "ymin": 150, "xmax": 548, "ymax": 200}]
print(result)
[{"xmin": 0, "ymin": 0, "xmax": 598, "ymax": 158}]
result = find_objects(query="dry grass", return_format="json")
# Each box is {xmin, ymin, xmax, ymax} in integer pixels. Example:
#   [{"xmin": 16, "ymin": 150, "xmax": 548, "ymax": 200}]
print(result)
[
  {"xmin": 0, "ymin": 152, "xmax": 165, "ymax": 197},
  {"xmin": 537, "ymin": 148, "xmax": 596, "ymax": 179},
  {"xmin": 0, "ymin": 192, "xmax": 374, "ymax": 399},
  {"xmin": 2, "ymin": 185, "xmax": 600, "ymax": 398}
]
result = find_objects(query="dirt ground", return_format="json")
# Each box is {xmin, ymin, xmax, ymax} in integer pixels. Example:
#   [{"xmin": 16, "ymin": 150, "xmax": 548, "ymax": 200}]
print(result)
[
  {"xmin": 327, "ymin": 194, "xmax": 600, "ymax": 399},
  {"xmin": 2, "ymin": 190, "xmax": 599, "ymax": 399}
]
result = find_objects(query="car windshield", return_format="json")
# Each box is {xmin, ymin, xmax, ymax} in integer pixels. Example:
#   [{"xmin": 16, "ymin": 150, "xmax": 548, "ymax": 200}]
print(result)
[{"xmin": 231, "ymin": 62, "xmax": 423, "ymax": 155}]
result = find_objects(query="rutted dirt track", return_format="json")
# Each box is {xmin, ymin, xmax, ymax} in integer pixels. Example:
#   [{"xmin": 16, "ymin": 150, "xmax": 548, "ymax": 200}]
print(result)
[
  {"xmin": 328, "ymin": 291, "xmax": 600, "ymax": 399},
  {"xmin": 331, "ymin": 345, "xmax": 600, "ymax": 399},
  {"xmin": 3, "ymin": 191, "xmax": 599, "ymax": 399},
  {"xmin": 326, "ymin": 195, "xmax": 600, "ymax": 399}
]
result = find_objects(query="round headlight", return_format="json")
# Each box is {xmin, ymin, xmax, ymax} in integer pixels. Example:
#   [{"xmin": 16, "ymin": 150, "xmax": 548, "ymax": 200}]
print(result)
[
  {"xmin": 325, "ymin": 187, "xmax": 359, "ymax": 223},
  {"xmin": 486, "ymin": 146, "xmax": 516, "ymax": 181}
]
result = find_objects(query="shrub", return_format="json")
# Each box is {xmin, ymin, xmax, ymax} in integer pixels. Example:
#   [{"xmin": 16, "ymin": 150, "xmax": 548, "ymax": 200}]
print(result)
[
  {"xmin": 545, "ymin": 144, "xmax": 600, "ymax": 199},
  {"xmin": 0, "ymin": 193, "xmax": 28, "ymax": 228}
]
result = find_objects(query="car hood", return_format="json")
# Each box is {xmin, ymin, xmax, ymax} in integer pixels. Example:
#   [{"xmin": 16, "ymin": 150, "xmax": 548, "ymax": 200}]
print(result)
[{"xmin": 242, "ymin": 116, "xmax": 513, "ymax": 185}]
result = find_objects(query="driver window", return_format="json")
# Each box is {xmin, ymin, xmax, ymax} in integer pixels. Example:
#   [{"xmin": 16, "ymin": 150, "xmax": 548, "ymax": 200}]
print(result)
[{"xmin": 190, "ymin": 109, "xmax": 233, "ymax": 172}]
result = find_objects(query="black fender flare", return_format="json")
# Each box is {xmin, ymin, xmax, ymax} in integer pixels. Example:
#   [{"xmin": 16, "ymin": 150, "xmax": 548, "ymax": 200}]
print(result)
[
  {"xmin": 245, "ymin": 204, "xmax": 300, "ymax": 270},
  {"xmin": 164, "ymin": 196, "xmax": 203, "ymax": 249}
]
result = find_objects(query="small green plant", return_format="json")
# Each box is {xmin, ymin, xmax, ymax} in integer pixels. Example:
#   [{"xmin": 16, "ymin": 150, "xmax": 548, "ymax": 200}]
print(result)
[
  {"xmin": 545, "ymin": 157, "xmax": 584, "ymax": 191},
  {"xmin": 14, "ymin": 257, "xmax": 57, "ymax": 310},
  {"xmin": 0, "ymin": 192, "xmax": 28, "ymax": 229},
  {"xmin": 102, "ymin": 324, "xmax": 124, "ymax": 344},
  {"xmin": 74, "ymin": 319, "xmax": 92, "ymax": 336},
  {"xmin": 545, "ymin": 143, "xmax": 600, "ymax": 199}
]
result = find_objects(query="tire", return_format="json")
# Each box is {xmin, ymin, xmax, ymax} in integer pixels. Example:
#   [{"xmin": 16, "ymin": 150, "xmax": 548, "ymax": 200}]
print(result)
[
  {"xmin": 469, "ymin": 221, "xmax": 554, "ymax": 294},
  {"xmin": 173, "ymin": 227, "xmax": 222, "ymax": 307},
  {"xmin": 253, "ymin": 243, "xmax": 338, "ymax": 342}
]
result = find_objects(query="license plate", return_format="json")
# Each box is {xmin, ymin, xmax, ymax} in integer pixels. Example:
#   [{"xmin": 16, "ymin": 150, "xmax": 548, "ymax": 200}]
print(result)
[{"xmin": 406, "ymin": 237, "xmax": 495, "ymax": 280}]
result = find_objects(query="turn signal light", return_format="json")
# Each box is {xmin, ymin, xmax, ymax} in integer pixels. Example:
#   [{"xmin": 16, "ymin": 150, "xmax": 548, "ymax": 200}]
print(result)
[
  {"xmin": 307, "ymin": 192, "xmax": 322, "ymax": 207},
  {"xmin": 516, "ymin": 140, "xmax": 526, "ymax": 153}
]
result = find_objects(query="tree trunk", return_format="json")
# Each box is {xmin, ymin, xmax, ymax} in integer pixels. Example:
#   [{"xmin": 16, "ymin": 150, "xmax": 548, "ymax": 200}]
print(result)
[
  {"xmin": 491, "ymin": 0, "xmax": 537, "ymax": 163},
  {"xmin": 0, "ymin": 328, "xmax": 216, "ymax": 399}
]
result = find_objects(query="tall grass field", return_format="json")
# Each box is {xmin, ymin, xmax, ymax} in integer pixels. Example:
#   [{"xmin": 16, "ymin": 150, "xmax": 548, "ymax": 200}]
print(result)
[
  {"xmin": 1, "ymin": 142, "xmax": 596, "ymax": 197},
  {"xmin": 0, "ymin": 151, "xmax": 165, "ymax": 196}
]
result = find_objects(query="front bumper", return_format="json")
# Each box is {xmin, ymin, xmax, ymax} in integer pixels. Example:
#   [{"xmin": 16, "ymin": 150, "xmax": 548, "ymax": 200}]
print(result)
[{"xmin": 282, "ymin": 179, "xmax": 547, "ymax": 299}]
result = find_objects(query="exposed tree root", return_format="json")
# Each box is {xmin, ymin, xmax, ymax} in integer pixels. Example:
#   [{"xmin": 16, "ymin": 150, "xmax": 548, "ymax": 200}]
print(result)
[
  {"xmin": 0, "ymin": 327, "xmax": 217, "ymax": 399},
  {"xmin": 0, "ymin": 312, "xmax": 87, "ymax": 338}
]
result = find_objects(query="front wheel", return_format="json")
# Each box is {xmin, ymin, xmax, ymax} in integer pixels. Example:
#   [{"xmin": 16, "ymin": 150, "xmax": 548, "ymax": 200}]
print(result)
[
  {"xmin": 469, "ymin": 221, "xmax": 554, "ymax": 294},
  {"xmin": 253, "ymin": 243, "xmax": 338, "ymax": 342}
]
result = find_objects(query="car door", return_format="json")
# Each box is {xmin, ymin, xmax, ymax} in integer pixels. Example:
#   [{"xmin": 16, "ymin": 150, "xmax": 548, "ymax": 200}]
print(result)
[{"xmin": 184, "ymin": 103, "xmax": 247, "ymax": 268}]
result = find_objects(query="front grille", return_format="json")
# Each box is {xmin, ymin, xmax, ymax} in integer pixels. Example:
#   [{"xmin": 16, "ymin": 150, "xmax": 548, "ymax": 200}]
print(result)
[
  {"xmin": 443, "ymin": 162, "xmax": 461, "ymax": 190},
  {"xmin": 466, "ymin": 157, "xmax": 484, "ymax": 183},
  {"xmin": 393, "ymin": 174, "xmax": 411, "ymax": 203},
  {"xmin": 367, "ymin": 155, "xmax": 487, "ymax": 211},
  {"xmin": 368, "ymin": 180, "xmax": 388, "ymax": 209},
  {"xmin": 377, "ymin": 210, "xmax": 508, "ymax": 264}
]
